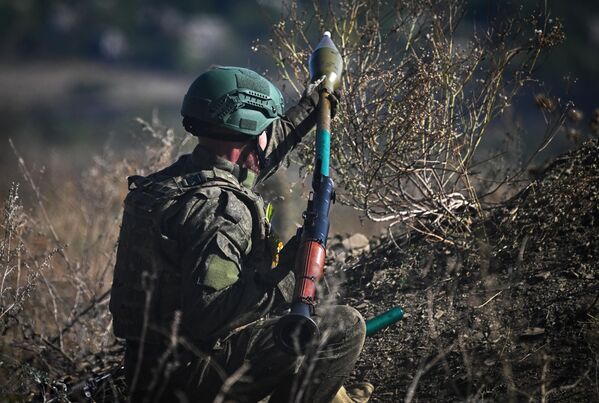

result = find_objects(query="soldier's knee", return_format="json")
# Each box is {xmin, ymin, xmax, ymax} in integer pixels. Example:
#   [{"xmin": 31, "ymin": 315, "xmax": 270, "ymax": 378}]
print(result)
[{"xmin": 320, "ymin": 305, "xmax": 366, "ymax": 347}]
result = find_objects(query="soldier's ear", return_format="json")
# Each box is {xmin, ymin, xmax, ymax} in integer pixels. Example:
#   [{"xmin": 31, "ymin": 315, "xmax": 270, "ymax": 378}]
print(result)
[{"xmin": 258, "ymin": 131, "xmax": 267, "ymax": 151}]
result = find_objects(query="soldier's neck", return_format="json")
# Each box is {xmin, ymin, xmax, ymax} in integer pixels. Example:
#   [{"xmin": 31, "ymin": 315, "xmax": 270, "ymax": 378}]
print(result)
[{"xmin": 199, "ymin": 139, "xmax": 260, "ymax": 173}]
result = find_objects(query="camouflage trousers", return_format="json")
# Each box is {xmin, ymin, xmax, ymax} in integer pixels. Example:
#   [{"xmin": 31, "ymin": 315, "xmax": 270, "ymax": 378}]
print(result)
[{"xmin": 124, "ymin": 305, "xmax": 366, "ymax": 403}]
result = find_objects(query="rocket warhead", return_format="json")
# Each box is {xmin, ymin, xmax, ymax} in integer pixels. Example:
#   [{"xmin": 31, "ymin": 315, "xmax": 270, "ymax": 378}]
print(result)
[{"xmin": 309, "ymin": 31, "xmax": 343, "ymax": 92}]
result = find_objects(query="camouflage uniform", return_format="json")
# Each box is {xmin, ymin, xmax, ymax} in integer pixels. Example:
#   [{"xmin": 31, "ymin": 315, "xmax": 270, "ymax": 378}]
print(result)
[{"xmin": 110, "ymin": 95, "xmax": 365, "ymax": 402}]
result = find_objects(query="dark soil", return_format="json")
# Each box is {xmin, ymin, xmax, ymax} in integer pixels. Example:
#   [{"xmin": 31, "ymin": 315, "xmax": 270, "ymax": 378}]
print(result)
[
  {"xmin": 29, "ymin": 140, "xmax": 598, "ymax": 402},
  {"xmin": 341, "ymin": 140, "xmax": 599, "ymax": 401}
]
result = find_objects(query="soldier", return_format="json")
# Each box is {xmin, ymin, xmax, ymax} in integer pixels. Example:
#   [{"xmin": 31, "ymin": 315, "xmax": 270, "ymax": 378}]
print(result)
[{"xmin": 109, "ymin": 66, "xmax": 371, "ymax": 402}]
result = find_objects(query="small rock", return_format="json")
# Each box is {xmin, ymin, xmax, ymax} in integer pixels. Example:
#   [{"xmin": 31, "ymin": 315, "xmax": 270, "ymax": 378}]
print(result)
[
  {"xmin": 534, "ymin": 271, "xmax": 551, "ymax": 280},
  {"xmin": 371, "ymin": 270, "xmax": 385, "ymax": 284},
  {"xmin": 333, "ymin": 251, "xmax": 347, "ymax": 263},
  {"xmin": 342, "ymin": 233, "xmax": 371, "ymax": 255}
]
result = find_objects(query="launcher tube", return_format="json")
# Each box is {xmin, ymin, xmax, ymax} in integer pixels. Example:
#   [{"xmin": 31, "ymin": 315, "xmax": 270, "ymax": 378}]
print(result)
[{"xmin": 273, "ymin": 32, "xmax": 341, "ymax": 355}]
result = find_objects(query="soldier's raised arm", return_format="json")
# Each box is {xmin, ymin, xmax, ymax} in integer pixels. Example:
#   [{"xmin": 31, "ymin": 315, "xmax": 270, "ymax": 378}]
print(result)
[
  {"xmin": 258, "ymin": 81, "xmax": 340, "ymax": 183},
  {"xmin": 256, "ymin": 92, "xmax": 318, "ymax": 182}
]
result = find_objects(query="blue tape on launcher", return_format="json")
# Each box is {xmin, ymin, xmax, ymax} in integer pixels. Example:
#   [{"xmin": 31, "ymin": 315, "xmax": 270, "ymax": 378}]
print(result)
[{"xmin": 316, "ymin": 128, "xmax": 331, "ymax": 176}]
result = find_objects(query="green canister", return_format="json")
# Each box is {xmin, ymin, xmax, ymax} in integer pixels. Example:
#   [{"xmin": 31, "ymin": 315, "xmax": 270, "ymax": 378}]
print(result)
[{"xmin": 365, "ymin": 306, "xmax": 404, "ymax": 336}]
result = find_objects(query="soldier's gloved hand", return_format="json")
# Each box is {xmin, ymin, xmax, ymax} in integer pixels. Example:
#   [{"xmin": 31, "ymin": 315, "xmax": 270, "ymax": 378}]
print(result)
[
  {"xmin": 271, "ymin": 234, "xmax": 300, "ymax": 305},
  {"xmin": 303, "ymin": 75, "xmax": 326, "ymax": 103},
  {"xmin": 256, "ymin": 234, "xmax": 299, "ymax": 287},
  {"xmin": 328, "ymin": 88, "xmax": 342, "ymax": 119},
  {"xmin": 277, "ymin": 233, "xmax": 300, "ymax": 273},
  {"xmin": 302, "ymin": 76, "xmax": 342, "ymax": 119}
]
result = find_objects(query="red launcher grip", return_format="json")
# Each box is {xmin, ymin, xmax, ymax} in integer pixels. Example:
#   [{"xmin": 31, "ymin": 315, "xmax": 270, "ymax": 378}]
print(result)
[{"xmin": 293, "ymin": 240, "xmax": 326, "ymax": 305}]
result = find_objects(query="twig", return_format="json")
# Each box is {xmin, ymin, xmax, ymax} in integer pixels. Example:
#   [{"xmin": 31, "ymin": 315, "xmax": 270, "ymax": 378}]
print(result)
[
  {"xmin": 212, "ymin": 363, "xmax": 250, "ymax": 403},
  {"xmin": 475, "ymin": 290, "xmax": 503, "ymax": 309},
  {"xmin": 405, "ymin": 342, "xmax": 457, "ymax": 403},
  {"xmin": 9, "ymin": 139, "xmax": 71, "ymax": 267},
  {"xmin": 49, "ymin": 289, "xmax": 111, "ymax": 344},
  {"xmin": 517, "ymin": 235, "xmax": 529, "ymax": 263}
]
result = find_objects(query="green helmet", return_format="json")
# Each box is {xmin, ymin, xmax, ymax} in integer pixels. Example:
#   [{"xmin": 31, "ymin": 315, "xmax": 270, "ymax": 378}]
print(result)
[{"xmin": 181, "ymin": 66, "xmax": 284, "ymax": 137}]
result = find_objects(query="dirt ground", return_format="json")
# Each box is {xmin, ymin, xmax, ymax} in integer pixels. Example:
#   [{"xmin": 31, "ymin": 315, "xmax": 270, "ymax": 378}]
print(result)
[
  {"xmin": 13, "ymin": 140, "xmax": 597, "ymax": 402},
  {"xmin": 341, "ymin": 140, "xmax": 598, "ymax": 401}
]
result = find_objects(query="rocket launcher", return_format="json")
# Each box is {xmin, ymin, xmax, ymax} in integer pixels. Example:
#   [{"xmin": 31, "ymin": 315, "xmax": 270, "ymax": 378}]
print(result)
[{"xmin": 273, "ymin": 32, "xmax": 343, "ymax": 355}]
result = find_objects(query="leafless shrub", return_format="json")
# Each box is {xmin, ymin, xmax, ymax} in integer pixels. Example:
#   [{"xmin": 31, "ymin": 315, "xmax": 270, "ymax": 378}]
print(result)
[{"xmin": 261, "ymin": 0, "xmax": 564, "ymax": 243}]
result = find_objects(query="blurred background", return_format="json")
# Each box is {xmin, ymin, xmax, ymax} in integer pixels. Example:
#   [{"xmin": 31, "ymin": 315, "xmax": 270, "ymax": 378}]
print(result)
[
  {"xmin": 0, "ymin": 0, "xmax": 281, "ymax": 191},
  {"xmin": 1, "ymin": 0, "xmax": 598, "ymax": 237}
]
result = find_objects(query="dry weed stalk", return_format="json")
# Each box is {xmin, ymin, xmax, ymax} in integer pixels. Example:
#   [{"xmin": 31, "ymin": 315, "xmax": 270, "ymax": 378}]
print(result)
[
  {"xmin": 0, "ymin": 115, "xmax": 185, "ymax": 399},
  {"xmin": 0, "ymin": 184, "xmax": 52, "ymax": 327},
  {"xmin": 261, "ymin": 0, "xmax": 564, "ymax": 242}
]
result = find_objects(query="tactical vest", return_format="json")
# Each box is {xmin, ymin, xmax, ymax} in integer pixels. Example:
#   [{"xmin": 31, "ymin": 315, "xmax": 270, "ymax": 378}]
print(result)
[{"xmin": 109, "ymin": 167, "xmax": 272, "ymax": 344}]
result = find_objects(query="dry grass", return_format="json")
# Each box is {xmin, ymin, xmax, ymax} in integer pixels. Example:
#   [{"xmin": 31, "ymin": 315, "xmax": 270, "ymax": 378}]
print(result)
[{"xmin": 0, "ymin": 113, "xmax": 187, "ymax": 401}]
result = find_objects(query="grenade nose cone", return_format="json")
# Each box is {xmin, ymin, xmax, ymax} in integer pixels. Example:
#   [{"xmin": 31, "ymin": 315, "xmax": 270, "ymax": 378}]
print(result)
[
  {"xmin": 315, "ymin": 32, "xmax": 339, "ymax": 52},
  {"xmin": 309, "ymin": 31, "xmax": 343, "ymax": 90}
]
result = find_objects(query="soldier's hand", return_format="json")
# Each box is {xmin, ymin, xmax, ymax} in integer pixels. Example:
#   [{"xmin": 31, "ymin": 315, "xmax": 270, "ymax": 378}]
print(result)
[
  {"xmin": 302, "ymin": 76, "xmax": 342, "ymax": 119},
  {"xmin": 257, "ymin": 234, "xmax": 299, "ymax": 287},
  {"xmin": 277, "ymin": 233, "xmax": 300, "ymax": 273},
  {"xmin": 329, "ymin": 88, "xmax": 342, "ymax": 119},
  {"xmin": 303, "ymin": 75, "xmax": 326, "ymax": 102}
]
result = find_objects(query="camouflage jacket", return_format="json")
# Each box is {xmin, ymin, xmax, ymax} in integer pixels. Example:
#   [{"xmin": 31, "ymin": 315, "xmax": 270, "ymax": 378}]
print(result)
[{"xmin": 109, "ymin": 96, "xmax": 316, "ymax": 347}]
